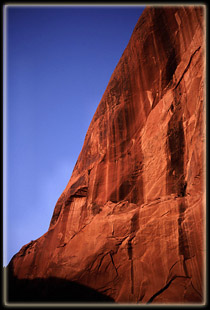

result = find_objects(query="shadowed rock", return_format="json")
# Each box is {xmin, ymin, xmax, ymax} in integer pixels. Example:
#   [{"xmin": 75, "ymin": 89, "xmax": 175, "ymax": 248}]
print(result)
[{"xmin": 7, "ymin": 267, "xmax": 115, "ymax": 303}]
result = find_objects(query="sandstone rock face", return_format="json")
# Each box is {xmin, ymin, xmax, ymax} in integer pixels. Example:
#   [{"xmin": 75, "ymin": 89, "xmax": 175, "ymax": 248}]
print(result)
[{"xmin": 8, "ymin": 6, "xmax": 205, "ymax": 304}]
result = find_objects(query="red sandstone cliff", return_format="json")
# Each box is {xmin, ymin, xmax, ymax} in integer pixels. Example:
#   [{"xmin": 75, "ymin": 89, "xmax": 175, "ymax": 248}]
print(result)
[{"xmin": 7, "ymin": 6, "xmax": 206, "ymax": 304}]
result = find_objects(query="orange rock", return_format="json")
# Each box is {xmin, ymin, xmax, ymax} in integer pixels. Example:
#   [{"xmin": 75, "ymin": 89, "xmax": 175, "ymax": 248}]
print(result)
[{"xmin": 7, "ymin": 6, "xmax": 206, "ymax": 304}]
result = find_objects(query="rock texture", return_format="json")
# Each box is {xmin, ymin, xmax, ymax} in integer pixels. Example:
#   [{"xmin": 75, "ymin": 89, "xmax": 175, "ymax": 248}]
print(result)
[{"xmin": 7, "ymin": 6, "xmax": 205, "ymax": 304}]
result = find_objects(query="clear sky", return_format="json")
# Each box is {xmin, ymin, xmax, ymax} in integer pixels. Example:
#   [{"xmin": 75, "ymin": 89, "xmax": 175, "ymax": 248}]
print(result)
[{"xmin": 3, "ymin": 5, "xmax": 145, "ymax": 266}]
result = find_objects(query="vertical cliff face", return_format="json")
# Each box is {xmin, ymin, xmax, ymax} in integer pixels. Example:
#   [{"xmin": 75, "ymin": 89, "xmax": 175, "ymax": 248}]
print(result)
[{"xmin": 7, "ymin": 6, "xmax": 205, "ymax": 304}]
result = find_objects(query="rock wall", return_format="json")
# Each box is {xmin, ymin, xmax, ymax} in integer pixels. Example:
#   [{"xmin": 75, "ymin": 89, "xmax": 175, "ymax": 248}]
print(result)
[{"xmin": 7, "ymin": 6, "xmax": 205, "ymax": 304}]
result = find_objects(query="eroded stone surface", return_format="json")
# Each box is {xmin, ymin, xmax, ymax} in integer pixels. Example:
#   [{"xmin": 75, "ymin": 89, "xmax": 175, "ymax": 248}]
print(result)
[{"xmin": 8, "ymin": 6, "xmax": 205, "ymax": 304}]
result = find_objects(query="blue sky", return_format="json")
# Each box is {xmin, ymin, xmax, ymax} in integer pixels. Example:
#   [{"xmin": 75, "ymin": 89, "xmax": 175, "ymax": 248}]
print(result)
[{"xmin": 3, "ymin": 5, "xmax": 145, "ymax": 266}]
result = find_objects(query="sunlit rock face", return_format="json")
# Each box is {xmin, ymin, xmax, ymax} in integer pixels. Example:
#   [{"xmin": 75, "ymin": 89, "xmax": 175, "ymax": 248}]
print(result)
[{"xmin": 8, "ymin": 6, "xmax": 205, "ymax": 304}]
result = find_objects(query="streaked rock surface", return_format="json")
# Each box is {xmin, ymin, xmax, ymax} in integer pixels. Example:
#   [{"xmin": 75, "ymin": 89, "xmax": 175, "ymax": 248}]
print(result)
[{"xmin": 7, "ymin": 6, "xmax": 205, "ymax": 304}]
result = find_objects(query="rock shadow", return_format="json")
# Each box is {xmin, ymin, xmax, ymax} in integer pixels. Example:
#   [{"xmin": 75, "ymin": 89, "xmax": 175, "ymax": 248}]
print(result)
[
  {"xmin": 6, "ymin": 266, "xmax": 115, "ymax": 303},
  {"xmin": 166, "ymin": 112, "xmax": 186, "ymax": 197}
]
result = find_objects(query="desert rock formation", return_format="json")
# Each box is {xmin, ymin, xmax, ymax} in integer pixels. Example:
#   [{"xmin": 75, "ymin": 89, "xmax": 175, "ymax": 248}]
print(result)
[{"xmin": 7, "ymin": 6, "xmax": 205, "ymax": 304}]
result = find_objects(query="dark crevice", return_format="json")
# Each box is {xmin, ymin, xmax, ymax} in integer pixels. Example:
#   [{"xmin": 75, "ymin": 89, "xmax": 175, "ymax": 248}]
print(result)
[
  {"xmin": 127, "ymin": 239, "xmax": 133, "ymax": 261},
  {"xmin": 109, "ymin": 252, "xmax": 118, "ymax": 277},
  {"xmin": 174, "ymin": 46, "xmax": 201, "ymax": 90},
  {"xmin": 127, "ymin": 238, "xmax": 134, "ymax": 295},
  {"xmin": 147, "ymin": 275, "xmax": 191, "ymax": 303},
  {"xmin": 166, "ymin": 112, "xmax": 186, "ymax": 197},
  {"xmin": 68, "ymin": 175, "xmax": 87, "ymax": 197},
  {"xmin": 91, "ymin": 203, "xmax": 102, "ymax": 216},
  {"xmin": 190, "ymin": 281, "xmax": 202, "ymax": 299},
  {"xmin": 71, "ymin": 186, "xmax": 88, "ymax": 198},
  {"xmin": 131, "ymin": 212, "xmax": 139, "ymax": 233},
  {"xmin": 178, "ymin": 200, "xmax": 191, "ymax": 277},
  {"xmin": 97, "ymin": 252, "xmax": 109, "ymax": 272},
  {"xmin": 127, "ymin": 213, "xmax": 139, "ymax": 295},
  {"xmin": 152, "ymin": 8, "xmax": 180, "ymax": 90},
  {"xmin": 170, "ymin": 103, "xmax": 174, "ymax": 113},
  {"xmin": 138, "ymin": 291, "xmax": 145, "ymax": 302},
  {"xmin": 163, "ymin": 47, "xmax": 178, "ymax": 89},
  {"xmin": 182, "ymin": 259, "xmax": 189, "ymax": 277},
  {"xmin": 168, "ymin": 260, "xmax": 180, "ymax": 275},
  {"xmin": 166, "ymin": 97, "xmax": 191, "ymax": 278},
  {"xmin": 86, "ymin": 253, "xmax": 104, "ymax": 273},
  {"xmin": 69, "ymin": 218, "xmax": 94, "ymax": 244},
  {"xmin": 130, "ymin": 260, "xmax": 134, "ymax": 295}
]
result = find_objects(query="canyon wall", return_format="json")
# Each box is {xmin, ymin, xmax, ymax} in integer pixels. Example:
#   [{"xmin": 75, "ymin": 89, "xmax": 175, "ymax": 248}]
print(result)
[{"xmin": 7, "ymin": 6, "xmax": 205, "ymax": 304}]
